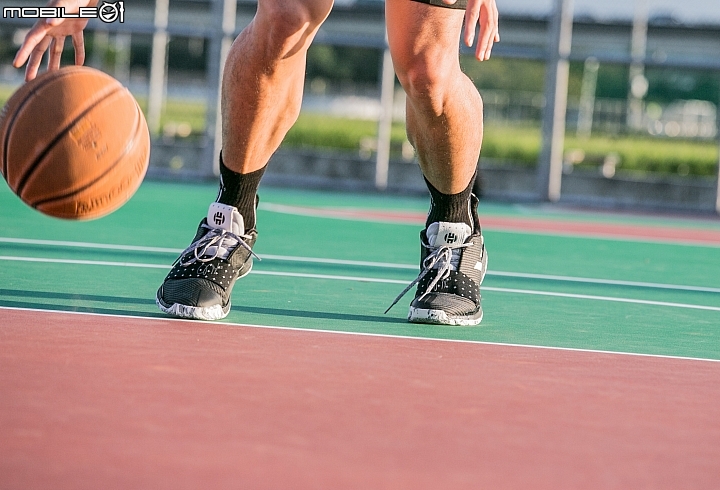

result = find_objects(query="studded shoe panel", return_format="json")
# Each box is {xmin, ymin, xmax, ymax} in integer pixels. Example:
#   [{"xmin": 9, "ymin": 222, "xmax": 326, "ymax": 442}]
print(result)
[
  {"xmin": 156, "ymin": 202, "xmax": 258, "ymax": 320},
  {"xmin": 159, "ymin": 227, "xmax": 256, "ymax": 308}
]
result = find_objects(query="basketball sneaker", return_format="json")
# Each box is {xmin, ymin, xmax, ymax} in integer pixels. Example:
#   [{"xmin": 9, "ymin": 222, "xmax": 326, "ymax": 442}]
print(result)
[
  {"xmin": 156, "ymin": 202, "xmax": 258, "ymax": 320},
  {"xmin": 387, "ymin": 201, "xmax": 488, "ymax": 326}
]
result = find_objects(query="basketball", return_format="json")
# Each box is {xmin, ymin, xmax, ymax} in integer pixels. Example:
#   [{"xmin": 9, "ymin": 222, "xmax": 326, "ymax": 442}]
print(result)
[{"xmin": 0, "ymin": 66, "xmax": 150, "ymax": 220}]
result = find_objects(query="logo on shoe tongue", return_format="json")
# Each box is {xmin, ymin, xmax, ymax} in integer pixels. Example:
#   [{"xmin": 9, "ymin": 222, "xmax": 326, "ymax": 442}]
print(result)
[
  {"xmin": 213, "ymin": 212, "xmax": 226, "ymax": 226},
  {"xmin": 444, "ymin": 232, "xmax": 457, "ymax": 244}
]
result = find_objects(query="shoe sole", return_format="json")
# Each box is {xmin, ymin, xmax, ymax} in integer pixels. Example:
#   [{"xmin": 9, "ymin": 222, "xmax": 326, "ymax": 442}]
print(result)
[
  {"xmin": 155, "ymin": 263, "xmax": 253, "ymax": 321},
  {"xmin": 155, "ymin": 295, "xmax": 231, "ymax": 321},
  {"xmin": 408, "ymin": 306, "xmax": 483, "ymax": 326}
]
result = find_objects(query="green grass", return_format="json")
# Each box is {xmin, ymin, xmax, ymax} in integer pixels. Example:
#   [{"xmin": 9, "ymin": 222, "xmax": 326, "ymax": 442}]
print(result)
[
  {"xmin": 481, "ymin": 125, "xmax": 718, "ymax": 177},
  {"xmin": 481, "ymin": 125, "xmax": 542, "ymax": 164},
  {"xmin": 0, "ymin": 85, "xmax": 14, "ymax": 104},
  {"xmin": 282, "ymin": 113, "xmax": 408, "ymax": 152},
  {"xmin": 282, "ymin": 118, "xmax": 719, "ymax": 178},
  {"xmin": 134, "ymin": 96, "xmax": 207, "ymax": 138},
  {"xmin": 0, "ymin": 84, "xmax": 208, "ymax": 139},
  {"xmin": 1, "ymin": 84, "xmax": 717, "ymax": 177},
  {"xmin": 564, "ymin": 133, "xmax": 719, "ymax": 176}
]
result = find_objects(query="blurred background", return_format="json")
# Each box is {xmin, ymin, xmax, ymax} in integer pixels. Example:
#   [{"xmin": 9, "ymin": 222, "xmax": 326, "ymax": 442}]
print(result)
[{"xmin": 1, "ymin": 0, "xmax": 719, "ymax": 212}]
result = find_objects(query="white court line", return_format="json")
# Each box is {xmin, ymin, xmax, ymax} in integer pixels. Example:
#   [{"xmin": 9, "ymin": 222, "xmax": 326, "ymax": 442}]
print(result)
[
  {"xmin": 2, "ymin": 255, "xmax": 720, "ymax": 313},
  {"xmin": 489, "ymin": 270, "xmax": 720, "ymax": 294},
  {"xmin": 483, "ymin": 286, "xmax": 720, "ymax": 312},
  {"xmin": 1, "ymin": 305, "xmax": 719, "ymax": 364},
  {"xmin": 0, "ymin": 255, "xmax": 169, "ymax": 269},
  {"xmin": 0, "ymin": 237, "xmax": 413, "ymax": 270},
  {"xmin": 2, "ymin": 236, "xmax": 720, "ymax": 293},
  {"xmin": 0, "ymin": 237, "xmax": 183, "ymax": 254}
]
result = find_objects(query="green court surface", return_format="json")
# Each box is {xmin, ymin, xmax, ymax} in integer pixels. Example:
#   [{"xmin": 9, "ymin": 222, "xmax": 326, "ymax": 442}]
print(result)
[{"xmin": 2, "ymin": 179, "xmax": 720, "ymax": 360}]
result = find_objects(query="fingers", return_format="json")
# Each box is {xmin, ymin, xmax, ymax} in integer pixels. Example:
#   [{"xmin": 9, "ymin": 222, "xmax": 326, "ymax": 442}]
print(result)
[
  {"xmin": 72, "ymin": 31, "xmax": 85, "ymax": 66},
  {"xmin": 48, "ymin": 36, "xmax": 66, "ymax": 71},
  {"xmin": 464, "ymin": 0, "xmax": 499, "ymax": 61},
  {"xmin": 463, "ymin": 4, "xmax": 480, "ymax": 48},
  {"xmin": 25, "ymin": 37, "xmax": 52, "ymax": 81},
  {"xmin": 13, "ymin": 19, "xmax": 51, "ymax": 69},
  {"xmin": 475, "ymin": 5, "xmax": 496, "ymax": 61},
  {"xmin": 12, "ymin": 0, "xmax": 90, "ymax": 81}
]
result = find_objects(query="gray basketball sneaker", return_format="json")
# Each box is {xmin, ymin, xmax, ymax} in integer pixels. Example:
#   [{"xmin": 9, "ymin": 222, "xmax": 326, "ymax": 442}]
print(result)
[
  {"xmin": 387, "ymin": 201, "xmax": 488, "ymax": 326},
  {"xmin": 156, "ymin": 202, "xmax": 258, "ymax": 320}
]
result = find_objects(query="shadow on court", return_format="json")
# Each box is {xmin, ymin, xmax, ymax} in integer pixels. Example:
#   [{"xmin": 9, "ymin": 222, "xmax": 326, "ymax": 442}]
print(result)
[
  {"xmin": 0, "ymin": 289, "xmax": 408, "ymax": 325},
  {"xmin": 0, "ymin": 289, "xmax": 162, "ymax": 318}
]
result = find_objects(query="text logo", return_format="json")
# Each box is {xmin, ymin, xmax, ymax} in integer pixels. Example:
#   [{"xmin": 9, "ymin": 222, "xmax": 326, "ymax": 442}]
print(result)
[{"xmin": 3, "ymin": 2, "xmax": 125, "ymax": 23}]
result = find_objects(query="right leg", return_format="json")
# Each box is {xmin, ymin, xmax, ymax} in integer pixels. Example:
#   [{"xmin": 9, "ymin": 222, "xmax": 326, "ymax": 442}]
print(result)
[
  {"xmin": 157, "ymin": 0, "xmax": 334, "ymax": 320},
  {"xmin": 217, "ymin": 0, "xmax": 334, "ymax": 231},
  {"xmin": 221, "ymin": 0, "xmax": 334, "ymax": 175}
]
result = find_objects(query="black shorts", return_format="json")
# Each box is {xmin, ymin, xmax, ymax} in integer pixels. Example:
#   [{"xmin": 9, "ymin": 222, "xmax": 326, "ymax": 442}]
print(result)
[{"xmin": 411, "ymin": 0, "xmax": 468, "ymax": 9}]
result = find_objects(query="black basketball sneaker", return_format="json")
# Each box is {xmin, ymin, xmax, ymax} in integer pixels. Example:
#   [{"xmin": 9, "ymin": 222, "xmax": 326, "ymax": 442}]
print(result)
[
  {"xmin": 156, "ymin": 202, "xmax": 257, "ymax": 320},
  {"xmin": 387, "ymin": 200, "xmax": 488, "ymax": 326}
]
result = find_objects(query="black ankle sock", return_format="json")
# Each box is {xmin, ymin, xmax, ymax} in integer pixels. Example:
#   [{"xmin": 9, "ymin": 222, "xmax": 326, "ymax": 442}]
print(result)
[
  {"xmin": 425, "ymin": 172, "xmax": 477, "ymax": 228},
  {"xmin": 216, "ymin": 155, "xmax": 266, "ymax": 231}
]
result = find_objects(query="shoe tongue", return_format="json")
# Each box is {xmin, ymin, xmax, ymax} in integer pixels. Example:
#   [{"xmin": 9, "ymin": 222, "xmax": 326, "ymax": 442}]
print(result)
[
  {"xmin": 207, "ymin": 202, "xmax": 245, "ymax": 235},
  {"xmin": 427, "ymin": 222, "xmax": 472, "ymax": 247}
]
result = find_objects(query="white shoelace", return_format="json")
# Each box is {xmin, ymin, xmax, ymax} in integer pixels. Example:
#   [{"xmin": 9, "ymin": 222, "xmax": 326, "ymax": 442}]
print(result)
[
  {"xmin": 385, "ymin": 238, "xmax": 471, "ymax": 314},
  {"xmin": 177, "ymin": 224, "xmax": 259, "ymax": 267}
]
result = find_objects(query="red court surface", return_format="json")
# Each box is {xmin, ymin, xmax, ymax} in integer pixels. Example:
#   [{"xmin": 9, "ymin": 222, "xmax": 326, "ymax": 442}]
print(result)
[
  {"xmin": 2, "ymin": 308, "xmax": 719, "ymax": 489},
  {"xmin": 261, "ymin": 203, "xmax": 720, "ymax": 245}
]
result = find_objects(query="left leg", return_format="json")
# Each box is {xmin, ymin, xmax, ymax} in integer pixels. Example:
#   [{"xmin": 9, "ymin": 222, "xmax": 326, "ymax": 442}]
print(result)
[
  {"xmin": 386, "ymin": 0, "xmax": 488, "ymax": 325},
  {"xmin": 387, "ymin": 0, "xmax": 482, "ymax": 197}
]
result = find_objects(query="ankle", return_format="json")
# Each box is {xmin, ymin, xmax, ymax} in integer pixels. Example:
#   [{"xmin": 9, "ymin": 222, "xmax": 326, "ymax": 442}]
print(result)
[
  {"xmin": 424, "ymin": 172, "xmax": 477, "ymax": 228},
  {"xmin": 216, "ymin": 154, "xmax": 266, "ymax": 230}
]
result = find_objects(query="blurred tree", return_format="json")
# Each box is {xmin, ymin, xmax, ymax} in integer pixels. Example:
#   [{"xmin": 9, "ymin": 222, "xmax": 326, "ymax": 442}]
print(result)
[
  {"xmin": 460, "ymin": 57, "xmax": 546, "ymax": 93},
  {"xmin": 593, "ymin": 63, "xmax": 629, "ymax": 99},
  {"xmin": 306, "ymin": 45, "xmax": 381, "ymax": 86},
  {"xmin": 646, "ymin": 68, "xmax": 719, "ymax": 104}
]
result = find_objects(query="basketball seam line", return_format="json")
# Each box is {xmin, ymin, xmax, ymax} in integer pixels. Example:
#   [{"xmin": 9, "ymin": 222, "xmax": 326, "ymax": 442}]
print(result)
[
  {"xmin": 14, "ymin": 83, "xmax": 125, "ymax": 198},
  {"xmin": 31, "ymin": 95, "xmax": 143, "ymax": 209},
  {"xmin": 2, "ymin": 69, "xmax": 78, "ymax": 179}
]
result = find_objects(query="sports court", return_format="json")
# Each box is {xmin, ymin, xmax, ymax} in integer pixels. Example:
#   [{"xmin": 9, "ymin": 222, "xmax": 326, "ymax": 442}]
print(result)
[{"xmin": 1, "ymin": 179, "xmax": 720, "ymax": 488}]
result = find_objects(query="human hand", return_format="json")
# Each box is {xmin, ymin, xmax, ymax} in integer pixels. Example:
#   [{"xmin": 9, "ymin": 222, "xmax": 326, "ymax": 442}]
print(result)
[
  {"xmin": 13, "ymin": 0, "xmax": 98, "ymax": 81},
  {"xmin": 444, "ymin": 0, "xmax": 500, "ymax": 61}
]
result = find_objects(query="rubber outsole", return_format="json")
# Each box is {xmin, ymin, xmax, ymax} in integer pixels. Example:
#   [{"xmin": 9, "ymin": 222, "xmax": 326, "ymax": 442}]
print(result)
[
  {"xmin": 407, "ymin": 306, "xmax": 483, "ymax": 326},
  {"xmin": 155, "ymin": 262, "xmax": 253, "ymax": 321}
]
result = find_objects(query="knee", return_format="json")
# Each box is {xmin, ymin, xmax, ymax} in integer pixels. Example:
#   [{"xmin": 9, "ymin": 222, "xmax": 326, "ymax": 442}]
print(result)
[{"xmin": 396, "ymin": 55, "xmax": 460, "ymax": 116}]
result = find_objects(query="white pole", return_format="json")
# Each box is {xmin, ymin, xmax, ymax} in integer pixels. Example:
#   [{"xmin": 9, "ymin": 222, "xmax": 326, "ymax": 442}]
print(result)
[
  {"xmin": 576, "ymin": 57, "xmax": 599, "ymax": 139},
  {"xmin": 113, "ymin": 32, "xmax": 131, "ymax": 85},
  {"xmin": 204, "ymin": 0, "xmax": 237, "ymax": 177},
  {"xmin": 715, "ymin": 125, "xmax": 720, "ymax": 214},
  {"xmin": 537, "ymin": 0, "xmax": 574, "ymax": 202},
  {"xmin": 147, "ymin": 0, "xmax": 169, "ymax": 136},
  {"xmin": 90, "ymin": 30, "xmax": 109, "ymax": 70},
  {"xmin": 627, "ymin": 0, "xmax": 649, "ymax": 131},
  {"xmin": 375, "ymin": 47, "xmax": 395, "ymax": 190}
]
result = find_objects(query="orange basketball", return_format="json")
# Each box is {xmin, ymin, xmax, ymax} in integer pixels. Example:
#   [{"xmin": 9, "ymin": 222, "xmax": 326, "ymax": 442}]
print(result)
[{"xmin": 0, "ymin": 66, "xmax": 150, "ymax": 220}]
